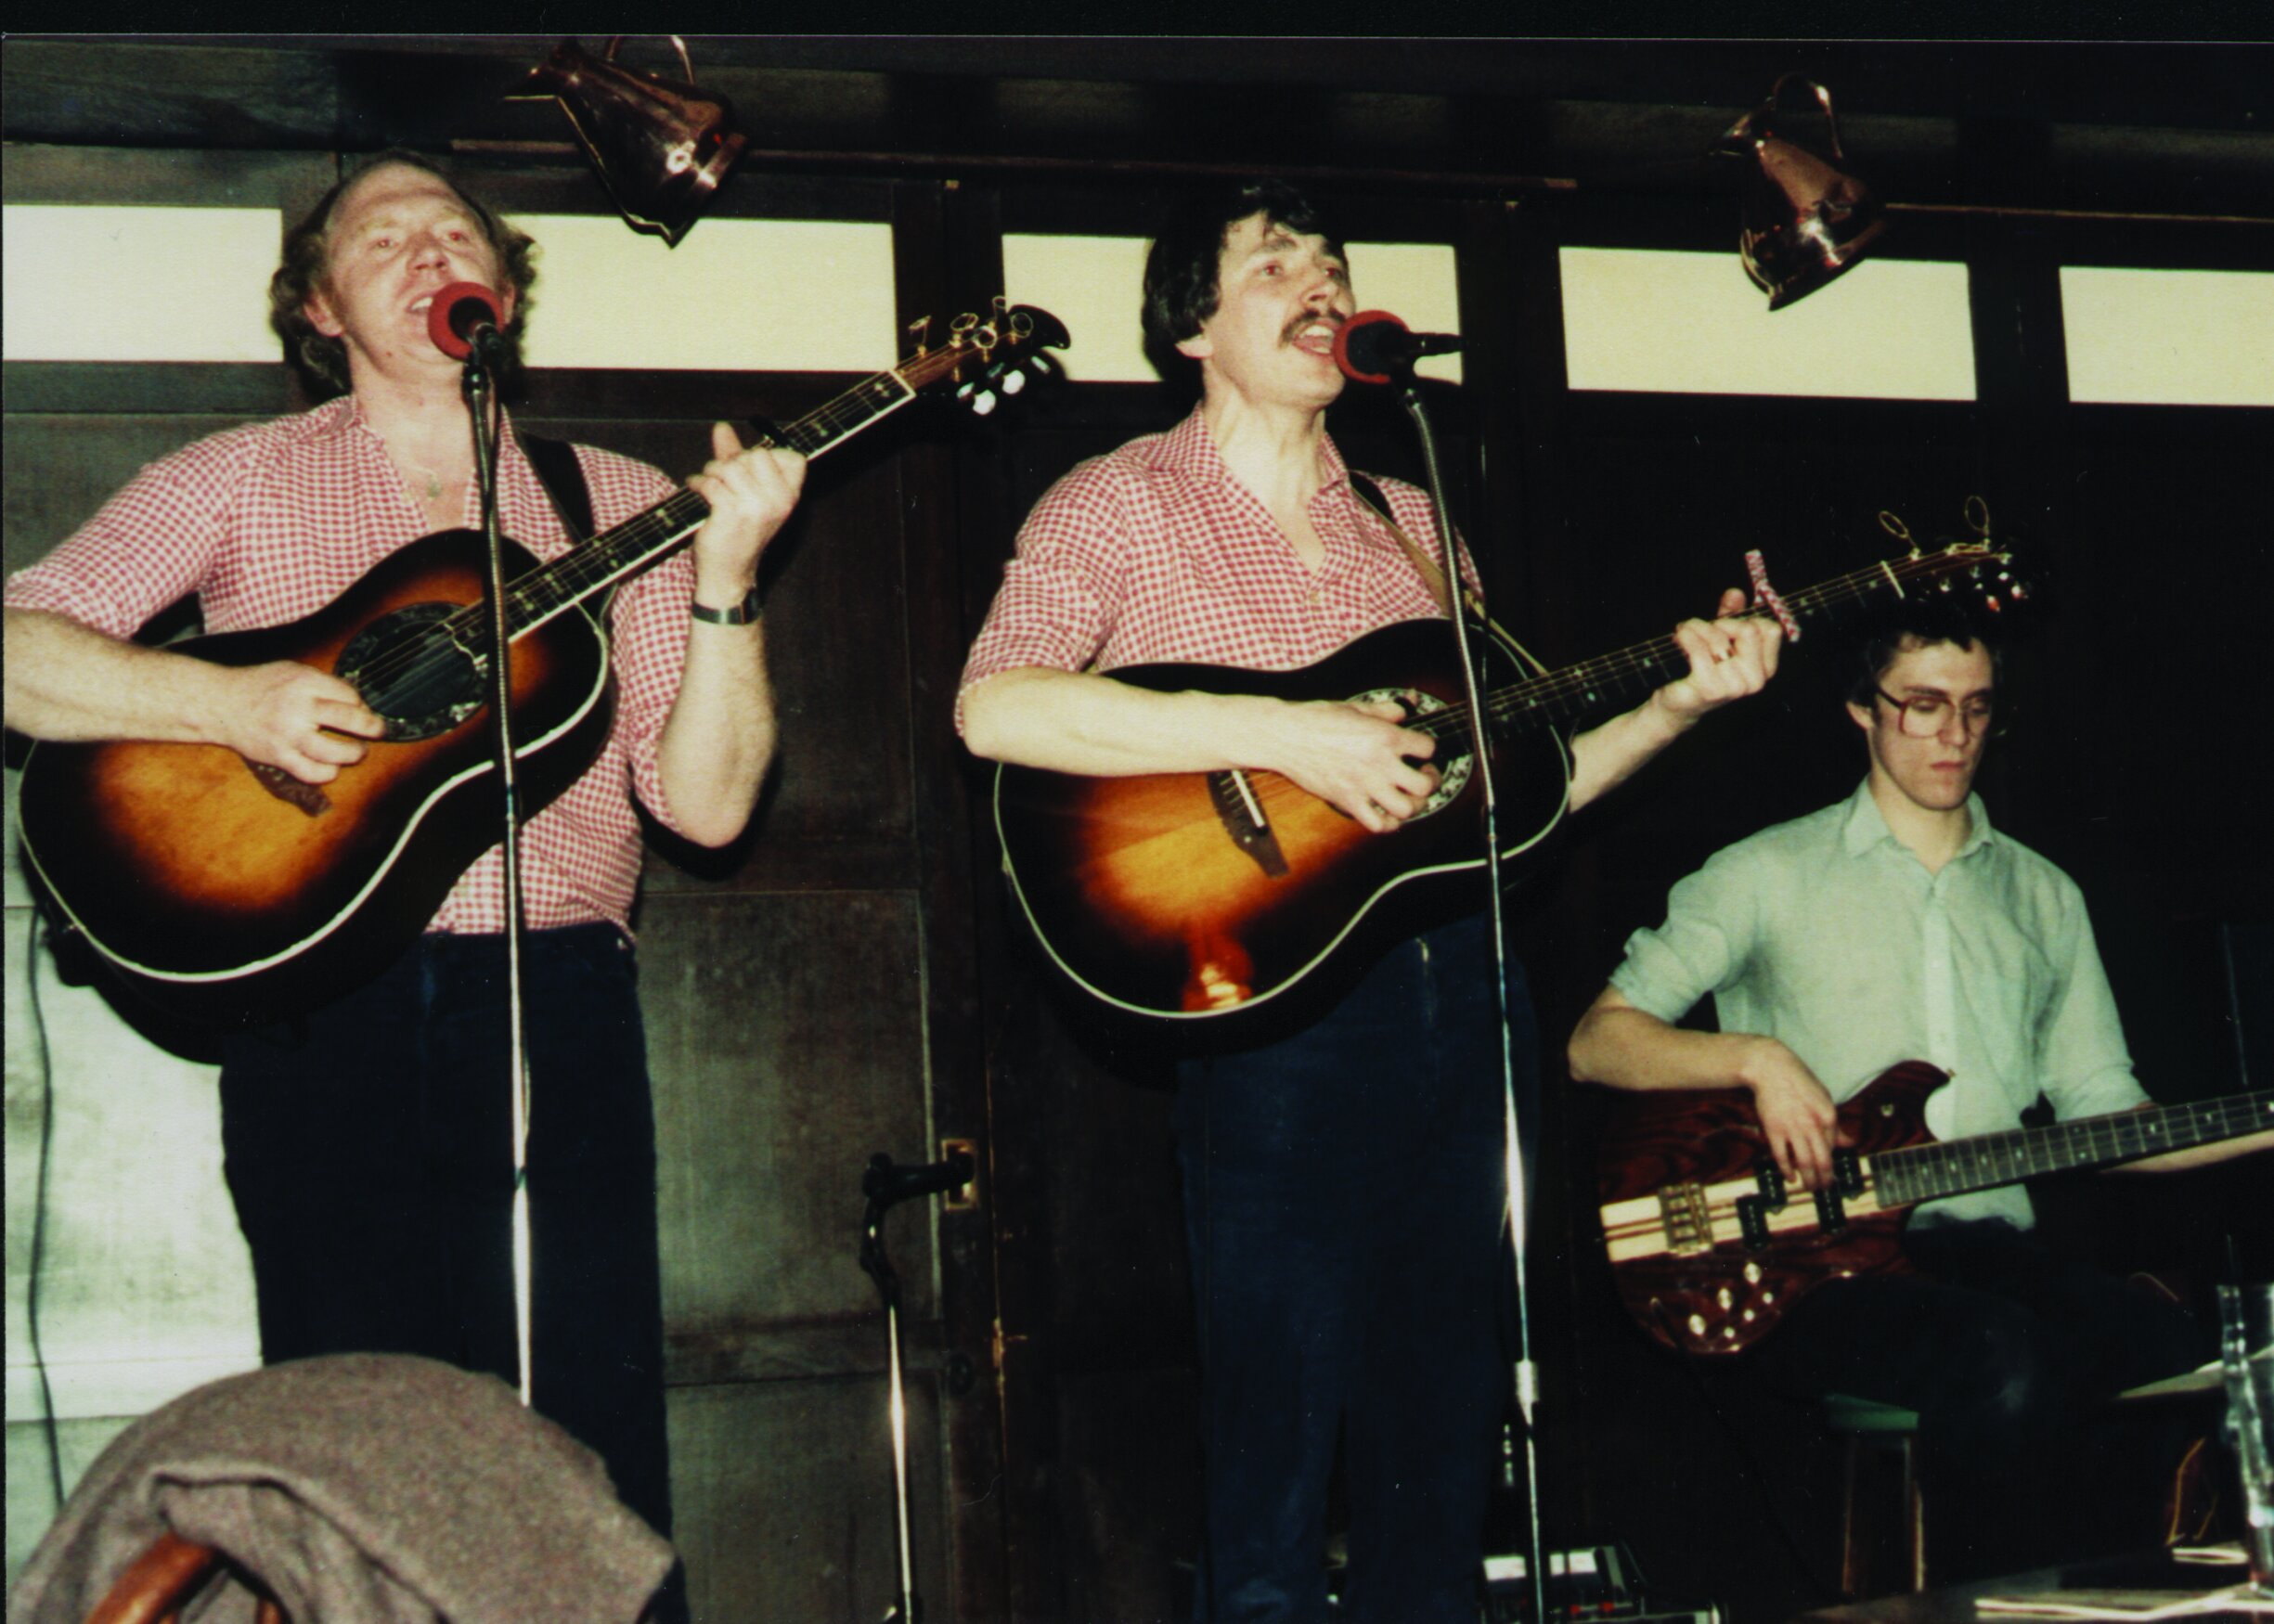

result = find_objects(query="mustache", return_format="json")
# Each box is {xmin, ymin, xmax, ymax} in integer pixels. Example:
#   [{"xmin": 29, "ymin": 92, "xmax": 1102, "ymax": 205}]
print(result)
[{"xmin": 1282, "ymin": 310, "xmax": 1347, "ymax": 343}]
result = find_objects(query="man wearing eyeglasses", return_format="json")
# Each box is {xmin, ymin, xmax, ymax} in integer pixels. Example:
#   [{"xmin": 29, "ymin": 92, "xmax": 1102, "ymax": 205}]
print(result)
[{"xmin": 1568, "ymin": 601, "xmax": 2272, "ymax": 1581}]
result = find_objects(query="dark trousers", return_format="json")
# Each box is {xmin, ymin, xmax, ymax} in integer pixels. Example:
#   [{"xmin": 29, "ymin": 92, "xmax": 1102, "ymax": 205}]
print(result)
[
  {"xmin": 1748, "ymin": 1218, "xmax": 2206, "ymax": 1583},
  {"xmin": 1173, "ymin": 911, "xmax": 1535, "ymax": 1624},
  {"xmin": 218, "ymin": 924, "xmax": 675, "ymax": 1551}
]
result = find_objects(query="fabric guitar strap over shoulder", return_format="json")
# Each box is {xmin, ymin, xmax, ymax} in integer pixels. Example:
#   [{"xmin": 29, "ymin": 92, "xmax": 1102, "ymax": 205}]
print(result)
[
  {"xmin": 519, "ymin": 433, "xmax": 596, "ymax": 544},
  {"xmin": 1349, "ymin": 471, "xmax": 1488, "ymax": 624}
]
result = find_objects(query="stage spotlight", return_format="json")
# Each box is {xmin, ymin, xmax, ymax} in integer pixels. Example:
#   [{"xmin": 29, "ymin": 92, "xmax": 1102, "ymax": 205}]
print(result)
[
  {"xmin": 512, "ymin": 37, "xmax": 747, "ymax": 247},
  {"xmin": 1717, "ymin": 74, "xmax": 1890, "ymax": 310}
]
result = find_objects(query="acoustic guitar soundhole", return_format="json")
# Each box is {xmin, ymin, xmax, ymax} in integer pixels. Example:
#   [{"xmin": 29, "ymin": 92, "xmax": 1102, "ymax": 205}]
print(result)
[
  {"xmin": 1349, "ymin": 686, "xmax": 1473, "ymax": 818},
  {"xmin": 337, "ymin": 603, "xmax": 487, "ymax": 741}
]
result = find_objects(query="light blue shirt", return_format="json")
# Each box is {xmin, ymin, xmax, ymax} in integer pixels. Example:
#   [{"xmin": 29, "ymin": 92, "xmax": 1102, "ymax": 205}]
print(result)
[{"xmin": 1609, "ymin": 780, "xmax": 2150, "ymax": 1228}]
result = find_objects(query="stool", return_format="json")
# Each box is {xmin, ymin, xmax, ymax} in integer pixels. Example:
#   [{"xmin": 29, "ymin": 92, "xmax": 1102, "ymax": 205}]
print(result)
[{"xmin": 1823, "ymin": 1393, "xmax": 1925, "ymax": 1599}]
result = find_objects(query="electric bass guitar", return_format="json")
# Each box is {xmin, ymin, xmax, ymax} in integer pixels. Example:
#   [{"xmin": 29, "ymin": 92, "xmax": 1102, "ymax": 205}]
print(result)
[
  {"xmin": 18, "ymin": 303, "xmax": 1070, "ymax": 1024},
  {"xmin": 1596, "ymin": 1062, "xmax": 2274, "ymax": 1355},
  {"xmin": 992, "ymin": 543, "xmax": 2023, "ymax": 1033}
]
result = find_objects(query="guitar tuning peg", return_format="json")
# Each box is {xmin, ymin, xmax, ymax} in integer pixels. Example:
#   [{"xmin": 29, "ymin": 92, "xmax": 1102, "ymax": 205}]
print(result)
[
  {"xmin": 1001, "ymin": 368, "xmax": 1027, "ymax": 395},
  {"xmin": 956, "ymin": 378, "xmax": 998, "ymax": 415},
  {"xmin": 1965, "ymin": 495, "xmax": 1991, "ymax": 539},
  {"xmin": 906, "ymin": 314, "xmax": 932, "ymax": 356},
  {"xmin": 1878, "ymin": 509, "xmax": 1916, "ymax": 556}
]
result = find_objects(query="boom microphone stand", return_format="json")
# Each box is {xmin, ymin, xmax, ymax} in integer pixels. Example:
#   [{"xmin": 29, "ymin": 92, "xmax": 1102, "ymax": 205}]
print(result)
[
  {"xmin": 430, "ymin": 284, "xmax": 537, "ymax": 1408},
  {"xmin": 1334, "ymin": 312, "xmax": 1550, "ymax": 1624}
]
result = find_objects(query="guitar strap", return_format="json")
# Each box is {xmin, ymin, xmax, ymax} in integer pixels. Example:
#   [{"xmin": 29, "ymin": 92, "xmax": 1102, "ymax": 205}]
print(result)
[
  {"xmin": 519, "ymin": 433, "xmax": 596, "ymax": 543},
  {"xmin": 1349, "ymin": 471, "xmax": 1500, "ymax": 631}
]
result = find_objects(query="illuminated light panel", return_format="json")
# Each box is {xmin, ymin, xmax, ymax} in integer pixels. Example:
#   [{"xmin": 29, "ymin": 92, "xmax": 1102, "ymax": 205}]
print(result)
[
  {"xmin": 4, "ymin": 205, "xmax": 282, "ymax": 361},
  {"xmin": 1, "ymin": 205, "xmax": 898, "ymax": 374},
  {"xmin": 1002, "ymin": 235, "xmax": 1464, "ymax": 383},
  {"xmin": 510, "ymin": 214, "xmax": 898, "ymax": 373},
  {"xmin": 2061, "ymin": 266, "xmax": 2274, "ymax": 406},
  {"xmin": 1560, "ymin": 247, "xmax": 1976, "ymax": 400}
]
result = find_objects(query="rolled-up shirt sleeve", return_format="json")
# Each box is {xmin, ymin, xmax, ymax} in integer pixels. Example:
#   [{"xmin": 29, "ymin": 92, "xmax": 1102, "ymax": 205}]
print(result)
[
  {"xmin": 5, "ymin": 436, "xmax": 256, "ymax": 637},
  {"xmin": 954, "ymin": 461, "xmax": 1130, "ymax": 735},
  {"xmin": 573, "ymin": 446, "xmax": 696, "ymax": 836},
  {"xmin": 1608, "ymin": 845, "xmax": 1760, "ymax": 1026}
]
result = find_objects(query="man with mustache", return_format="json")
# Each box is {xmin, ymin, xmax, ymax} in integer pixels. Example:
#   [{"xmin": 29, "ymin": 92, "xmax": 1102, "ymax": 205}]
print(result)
[{"xmin": 958, "ymin": 178, "xmax": 1783, "ymax": 1623}]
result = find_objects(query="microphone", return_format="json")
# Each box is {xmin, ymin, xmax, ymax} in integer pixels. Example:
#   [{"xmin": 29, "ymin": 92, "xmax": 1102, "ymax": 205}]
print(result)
[
  {"xmin": 861, "ymin": 1150, "xmax": 975, "ymax": 1211},
  {"xmin": 427, "ymin": 281, "xmax": 507, "ymax": 361},
  {"xmin": 1332, "ymin": 309, "xmax": 1463, "ymax": 384}
]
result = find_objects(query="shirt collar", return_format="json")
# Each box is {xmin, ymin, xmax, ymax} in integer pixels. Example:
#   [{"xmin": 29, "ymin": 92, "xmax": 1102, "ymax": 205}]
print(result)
[
  {"xmin": 1157, "ymin": 404, "xmax": 1350, "ymax": 494},
  {"xmin": 1839, "ymin": 778, "xmax": 1997, "ymax": 862},
  {"xmin": 329, "ymin": 391, "xmax": 522, "ymax": 466}
]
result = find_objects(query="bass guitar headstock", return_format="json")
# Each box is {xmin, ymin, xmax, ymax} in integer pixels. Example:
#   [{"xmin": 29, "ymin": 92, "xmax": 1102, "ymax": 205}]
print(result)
[{"xmin": 900, "ymin": 299, "xmax": 1071, "ymax": 417}]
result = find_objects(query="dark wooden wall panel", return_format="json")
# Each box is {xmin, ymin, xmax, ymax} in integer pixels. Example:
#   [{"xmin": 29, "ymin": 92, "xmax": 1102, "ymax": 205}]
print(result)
[
  {"xmin": 641, "ymin": 891, "xmax": 933, "ymax": 1332},
  {"xmin": 668, "ymin": 1375, "xmax": 947, "ymax": 1624}
]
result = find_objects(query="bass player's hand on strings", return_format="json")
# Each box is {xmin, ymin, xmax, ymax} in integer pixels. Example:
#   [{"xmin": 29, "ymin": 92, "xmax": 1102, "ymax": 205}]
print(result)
[{"xmin": 1737, "ymin": 1036, "xmax": 1845, "ymax": 1192}]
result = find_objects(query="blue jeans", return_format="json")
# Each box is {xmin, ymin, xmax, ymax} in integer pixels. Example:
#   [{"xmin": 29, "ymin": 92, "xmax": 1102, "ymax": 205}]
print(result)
[
  {"xmin": 218, "ymin": 925, "xmax": 674, "ymax": 1550},
  {"xmin": 1173, "ymin": 911, "xmax": 1535, "ymax": 1624}
]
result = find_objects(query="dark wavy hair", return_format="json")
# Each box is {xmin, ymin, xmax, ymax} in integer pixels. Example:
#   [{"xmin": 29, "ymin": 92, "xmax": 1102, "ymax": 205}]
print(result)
[
  {"xmin": 1140, "ymin": 179, "xmax": 1347, "ymax": 383},
  {"xmin": 270, "ymin": 149, "xmax": 537, "ymax": 397},
  {"xmin": 1848, "ymin": 597, "xmax": 2004, "ymax": 710}
]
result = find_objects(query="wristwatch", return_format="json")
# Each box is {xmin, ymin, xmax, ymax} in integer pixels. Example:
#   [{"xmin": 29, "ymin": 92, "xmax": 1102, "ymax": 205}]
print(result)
[{"xmin": 689, "ymin": 586, "xmax": 762, "ymax": 625}]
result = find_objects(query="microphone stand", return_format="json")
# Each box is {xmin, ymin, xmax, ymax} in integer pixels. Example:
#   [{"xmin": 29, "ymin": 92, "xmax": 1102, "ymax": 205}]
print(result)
[
  {"xmin": 459, "ymin": 331, "xmax": 537, "ymax": 1410},
  {"xmin": 1380, "ymin": 355, "xmax": 1550, "ymax": 1624}
]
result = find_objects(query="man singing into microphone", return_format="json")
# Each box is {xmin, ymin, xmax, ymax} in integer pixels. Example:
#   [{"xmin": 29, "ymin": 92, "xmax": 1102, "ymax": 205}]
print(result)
[
  {"xmin": 3, "ymin": 152, "xmax": 803, "ymax": 1586},
  {"xmin": 957, "ymin": 178, "xmax": 1782, "ymax": 1622}
]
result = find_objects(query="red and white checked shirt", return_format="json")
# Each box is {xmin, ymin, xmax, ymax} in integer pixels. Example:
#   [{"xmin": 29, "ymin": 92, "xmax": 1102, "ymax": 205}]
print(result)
[
  {"xmin": 5, "ymin": 393, "xmax": 702, "ymax": 938},
  {"xmin": 956, "ymin": 407, "xmax": 1461, "ymax": 730}
]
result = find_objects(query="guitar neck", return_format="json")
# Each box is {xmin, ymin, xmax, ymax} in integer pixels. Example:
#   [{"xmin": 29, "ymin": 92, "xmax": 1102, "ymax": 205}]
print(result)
[
  {"xmin": 504, "ymin": 366, "xmax": 923, "ymax": 638},
  {"xmin": 1422, "ymin": 551, "xmax": 1994, "ymax": 747},
  {"xmin": 1874, "ymin": 1090, "xmax": 2274, "ymax": 1208}
]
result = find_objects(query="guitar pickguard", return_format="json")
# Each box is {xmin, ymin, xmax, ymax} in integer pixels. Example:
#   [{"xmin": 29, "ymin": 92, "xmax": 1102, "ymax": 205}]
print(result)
[{"xmin": 337, "ymin": 601, "xmax": 488, "ymax": 741}]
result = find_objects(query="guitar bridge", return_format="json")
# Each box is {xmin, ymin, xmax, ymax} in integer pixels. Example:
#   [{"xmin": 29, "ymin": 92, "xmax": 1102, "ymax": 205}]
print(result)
[
  {"xmin": 1656, "ymin": 1180, "xmax": 1715, "ymax": 1257},
  {"xmin": 1208, "ymin": 770, "xmax": 1290, "ymax": 877}
]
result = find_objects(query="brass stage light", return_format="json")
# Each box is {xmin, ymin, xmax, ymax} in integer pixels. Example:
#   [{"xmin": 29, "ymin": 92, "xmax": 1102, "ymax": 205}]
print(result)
[
  {"xmin": 512, "ymin": 37, "xmax": 747, "ymax": 247},
  {"xmin": 1718, "ymin": 74, "xmax": 1891, "ymax": 310}
]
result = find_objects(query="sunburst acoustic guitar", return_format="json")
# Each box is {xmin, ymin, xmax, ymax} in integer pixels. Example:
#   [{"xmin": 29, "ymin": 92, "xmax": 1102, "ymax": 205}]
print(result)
[
  {"xmin": 993, "ymin": 541, "xmax": 2025, "ymax": 1037},
  {"xmin": 19, "ymin": 303, "xmax": 1070, "ymax": 1023}
]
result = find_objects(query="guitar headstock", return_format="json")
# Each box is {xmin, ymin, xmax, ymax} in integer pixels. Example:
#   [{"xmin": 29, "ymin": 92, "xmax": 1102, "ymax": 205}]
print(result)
[
  {"xmin": 901, "ymin": 299, "xmax": 1072, "ymax": 417},
  {"xmin": 1875, "ymin": 496, "xmax": 2030, "ymax": 617}
]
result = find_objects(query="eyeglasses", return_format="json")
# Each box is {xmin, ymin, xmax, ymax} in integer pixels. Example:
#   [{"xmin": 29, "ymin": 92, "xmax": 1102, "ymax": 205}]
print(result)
[{"xmin": 1874, "ymin": 687, "xmax": 1997, "ymax": 739}]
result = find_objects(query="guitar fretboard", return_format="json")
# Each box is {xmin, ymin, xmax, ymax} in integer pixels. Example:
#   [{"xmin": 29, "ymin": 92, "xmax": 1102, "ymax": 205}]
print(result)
[
  {"xmin": 1404, "ymin": 548, "xmax": 2010, "ymax": 750},
  {"xmin": 1873, "ymin": 1089, "xmax": 2274, "ymax": 1208},
  {"xmin": 503, "ymin": 367, "xmax": 923, "ymax": 639}
]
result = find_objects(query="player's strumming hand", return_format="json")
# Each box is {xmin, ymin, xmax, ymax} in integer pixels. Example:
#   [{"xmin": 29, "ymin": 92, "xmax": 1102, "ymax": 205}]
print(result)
[
  {"xmin": 1736, "ymin": 1036, "xmax": 1844, "ymax": 1191},
  {"xmin": 219, "ymin": 660, "xmax": 387, "ymax": 785},
  {"xmin": 1260, "ymin": 694, "xmax": 1441, "ymax": 835}
]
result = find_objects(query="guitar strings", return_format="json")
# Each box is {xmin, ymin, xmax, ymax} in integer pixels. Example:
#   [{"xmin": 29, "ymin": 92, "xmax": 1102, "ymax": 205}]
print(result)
[
  {"xmin": 1877, "ymin": 1089, "xmax": 2274, "ymax": 1205},
  {"xmin": 328, "ymin": 356, "xmax": 952, "ymax": 702},
  {"xmin": 339, "ymin": 344, "xmax": 1004, "ymax": 700},
  {"xmin": 1397, "ymin": 557, "xmax": 1989, "ymax": 750}
]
